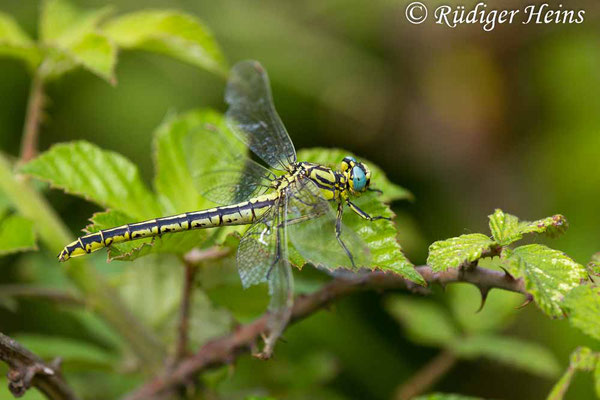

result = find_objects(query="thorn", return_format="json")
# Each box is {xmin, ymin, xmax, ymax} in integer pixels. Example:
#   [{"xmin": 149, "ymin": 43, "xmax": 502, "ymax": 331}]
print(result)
[
  {"xmin": 516, "ymin": 294, "xmax": 534, "ymax": 309},
  {"xmin": 476, "ymin": 287, "xmax": 490, "ymax": 313},
  {"xmin": 500, "ymin": 266, "xmax": 515, "ymax": 281}
]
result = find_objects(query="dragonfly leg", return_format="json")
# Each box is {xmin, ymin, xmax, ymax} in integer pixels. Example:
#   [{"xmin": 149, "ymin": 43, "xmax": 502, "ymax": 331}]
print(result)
[
  {"xmin": 336, "ymin": 202, "xmax": 356, "ymax": 268},
  {"xmin": 347, "ymin": 200, "xmax": 391, "ymax": 221}
]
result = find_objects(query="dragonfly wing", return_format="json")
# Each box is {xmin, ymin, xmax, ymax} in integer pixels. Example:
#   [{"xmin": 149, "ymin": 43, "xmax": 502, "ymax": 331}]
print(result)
[
  {"xmin": 286, "ymin": 176, "xmax": 371, "ymax": 271},
  {"xmin": 225, "ymin": 60, "xmax": 297, "ymax": 171},
  {"xmin": 237, "ymin": 196, "xmax": 293, "ymax": 356},
  {"xmin": 184, "ymin": 121, "xmax": 276, "ymax": 205}
]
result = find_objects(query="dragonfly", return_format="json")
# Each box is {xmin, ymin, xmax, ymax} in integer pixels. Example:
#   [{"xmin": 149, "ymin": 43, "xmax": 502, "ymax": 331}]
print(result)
[{"xmin": 58, "ymin": 60, "xmax": 389, "ymax": 355}]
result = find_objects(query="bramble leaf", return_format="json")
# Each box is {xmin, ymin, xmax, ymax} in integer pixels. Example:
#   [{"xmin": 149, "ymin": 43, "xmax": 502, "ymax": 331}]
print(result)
[
  {"xmin": 488, "ymin": 209, "xmax": 521, "ymax": 245},
  {"xmin": 115, "ymin": 256, "xmax": 232, "ymax": 345},
  {"xmin": 503, "ymin": 244, "xmax": 586, "ymax": 317},
  {"xmin": 103, "ymin": 10, "xmax": 227, "ymax": 76},
  {"xmin": 562, "ymin": 284, "xmax": 600, "ymax": 341},
  {"xmin": 587, "ymin": 252, "xmax": 600, "ymax": 276},
  {"xmin": 299, "ymin": 148, "xmax": 422, "ymax": 284},
  {"xmin": 21, "ymin": 141, "xmax": 161, "ymax": 220},
  {"xmin": 40, "ymin": 0, "xmax": 112, "ymax": 46},
  {"xmin": 387, "ymin": 297, "xmax": 458, "ymax": 346},
  {"xmin": 452, "ymin": 334, "xmax": 560, "ymax": 378},
  {"xmin": 427, "ymin": 234, "xmax": 497, "ymax": 272},
  {"xmin": 0, "ymin": 214, "xmax": 36, "ymax": 256},
  {"xmin": 39, "ymin": 0, "xmax": 115, "ymax": 82},
  {"xmin": 548, "ymin": 347, "xmax": 599, "ymax": 400},
  {"xmin": 519, "ymin": 214, "xmax": 568, "ymax": 238},
  {"xmin": 488, "ymin": 209, "xmax": 568, "ymax": 246},
  {"xmin": 153, "ymin": 109, "xmax": 245, "ymax": 214},
  {"xmin": 66, "ymin": 32, "xmax": 116, "ymax": 82},
  {"xmin": 0, "ymin": 12, "xmax": 40, "ymax": 68}
]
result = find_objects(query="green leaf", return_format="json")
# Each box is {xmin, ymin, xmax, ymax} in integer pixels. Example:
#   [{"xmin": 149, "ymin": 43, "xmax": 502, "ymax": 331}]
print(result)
[
  {"xmin": 153, "ymin": 109, "xmax": 245, "ymax": 214},
  {"xmin": 67, "ymin": 32, "xmax": 116, "ymax": 82},
  {"xmin": 427, "ymin": 234, "xmax": 497, "ymax": 272},
  {"xmin": 587, "ymin": 252, "xmax": 600, "ymax": 276},
  {"xmin": 39, "ymin": 0, "xmax": 115, "ymax": 81},
  {"xmin": 488, "ymin": 209, "xmax": 568, "ymax": 246},
  {"xmin": 414, "ymin": 394, "xmax": 483, "ymax": 400},
  {"xmin": 21, "ymin": 141, "xmax": 160, "ymax": 220},
  {"xmin": 562, "ymin": 284, "xmax": 600, "ymax": 341},
  {"xmin": 387, "ymin": 297, "xmax": 458, "ymax": 347},
  {"xmin": 503, "ymin": 244, "xmax": 586, "ymax": 317},
  {"xmin": 13, "ymin": 334, "xmax": 116, "ymax": 370},
  {"xmin": 298, "ymin": 148, "xmax": 422, "ymax": 284},
  {"xmin": 519, "ymin": 214, "xmax": 568, "ymax": 239},
  {"xmin": 114, "ymin": 255, "xmax": 232, "ymax": 345},
  {"xmin": 103, "ymin": 10, "xmax": 227, "ymax": 76},
  {"xmin": 488, "ymin": 209, "xmax": 522, "ymax": 245},
  {"xmin": 453, "ymin": 334, "xmax": 560, "ymax": 378},
  {"xmin": 0, "ymin": 12, "xmax": 40, "ymax": 68},
  {"xmin": 40, "ymin": 32, "xmax": 117, "ymax": 83},
  {"xmin": 40, "ymin": 0, "xmax": 112, "ymax": 46},
  {"xmin": 0, "ymin": 214, "xmax": 36, "ymax": 255},
  {"xmin": 548, "ymin": 347, "xmax": 598, "ymax": 400},
  {"xmin": 297, "ymin": 148, "xmax": 412, "ymax": 203}
]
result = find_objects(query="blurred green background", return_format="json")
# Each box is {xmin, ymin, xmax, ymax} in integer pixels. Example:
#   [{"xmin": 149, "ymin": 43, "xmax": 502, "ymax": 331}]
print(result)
[{"xmin": 0, "ymin": 0, "xmax": 599, "ymax": 399}]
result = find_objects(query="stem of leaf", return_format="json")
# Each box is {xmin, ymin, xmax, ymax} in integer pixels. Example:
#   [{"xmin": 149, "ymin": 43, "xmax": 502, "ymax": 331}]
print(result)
[
  {"xmin": 394, "ymin": 349, "xmax": 457, "ymax": 400},
  {"xmin": 0, "ymin": 154, "xmax": 165, "ymax": 371},
  {"xmin": 20, "ymin": 71, "xmax": 45, "ymax": 163}
]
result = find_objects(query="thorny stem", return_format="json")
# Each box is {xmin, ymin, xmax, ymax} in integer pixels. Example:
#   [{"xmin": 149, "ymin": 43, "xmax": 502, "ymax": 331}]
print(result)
[
  {"xmin": 394, "ymin": 350, "xmax": 457, "ymax": 400},
  {"xmin": 0, "ymin": 332, "xmax": 79, "ymax": 400},
  {"xmin": 20, "ymin": 72, "xmax": 45, "ymax": 163},
  {"xmin": 124, "ymin": 265, "xmax": 528, "ymax": 400}
]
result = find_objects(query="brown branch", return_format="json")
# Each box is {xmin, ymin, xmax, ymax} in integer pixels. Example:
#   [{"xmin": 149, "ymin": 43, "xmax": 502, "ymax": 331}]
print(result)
[
  {"xmin": 394, "ymin": 350, "xmax": 457, "ymax": 400},
  {"xmin": 173, "ymin": 247, "xmax": 230, "ymax": 363},
  {"xmin": 174, "ymin": 261, "xmax": 198, "ymax": 362},
  {"xmin": 124, "ymin": 265, "xmax": 527, "ymax": 400},
  {"xmin": 20, "ymin": 73, "xmax": 45, "ymax": 163},
  {"xmin": 0, "ymin": 332, "xmax": 79, "ymax": 400}
]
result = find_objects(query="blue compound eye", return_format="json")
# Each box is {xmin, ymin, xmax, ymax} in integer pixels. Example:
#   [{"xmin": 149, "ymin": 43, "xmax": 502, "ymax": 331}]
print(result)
[{"xmin": 352, "ymin": 166, "xmax": 367, "ymax": 191}]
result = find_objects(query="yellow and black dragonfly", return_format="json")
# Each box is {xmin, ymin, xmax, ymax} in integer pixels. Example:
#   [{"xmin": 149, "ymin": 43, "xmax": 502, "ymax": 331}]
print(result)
[{"xmin": 58, "ymin": 60, "xmax": 389, "ymax": 354}]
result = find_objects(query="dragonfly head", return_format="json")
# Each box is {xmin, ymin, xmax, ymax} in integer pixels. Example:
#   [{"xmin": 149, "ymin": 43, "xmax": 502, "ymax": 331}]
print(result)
[{"xmin": 341, "ymin": 156, "xmax": 371, "ymax": 195}]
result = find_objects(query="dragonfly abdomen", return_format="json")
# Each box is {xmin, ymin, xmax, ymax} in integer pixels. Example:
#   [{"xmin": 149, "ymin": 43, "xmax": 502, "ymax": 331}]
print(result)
[{"xmin": 58, "ymin": 195, "xmax": 277, "ymax": 261}]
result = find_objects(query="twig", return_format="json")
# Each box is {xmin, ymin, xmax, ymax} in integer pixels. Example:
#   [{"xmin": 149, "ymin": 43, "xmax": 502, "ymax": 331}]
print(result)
[
  {"xmin": 394, "ymin": 350, "xmax": 457, "ymax": 400},
  {"xmin": 20, "ymin": 73, "xmax": 45, "ymax": 163},
  {"xmin": 174, "ymin": 261, "xmax": 199, "ymax": 362},
  {"xmin": 124, "ymin": 265, "xmax": 528, "ymax": 400},
  {"xmin": 0, "ymin": 286, "xmax": 84, "ymax": 306},
  {"xmin": 0, "ymin": 332, "xmax": 79, "ymax": 400},
  {"xmin": 174, "ymin": 247, "xmax": 230, "ymax": 362}
]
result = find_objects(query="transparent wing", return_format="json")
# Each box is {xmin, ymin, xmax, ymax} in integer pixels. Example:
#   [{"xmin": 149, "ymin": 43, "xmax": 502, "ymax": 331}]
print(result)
[
  {"xmin": 225, "ymin": 60, "xmax": 297, "ymax": 171},
  {"xmin": 237, "ymin": 204, "xmax": 279, "ymax": 288},
  {"xmin": 236, "ymin": 197, "xmax": 293, "ymax": 356},
  {"xmin": 184, "ymin": 121, "xmax": 276, "ymax": 205},
  {"xmin": 286, "ymin": 176, "xmax": 371, "ymax": 271}
]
